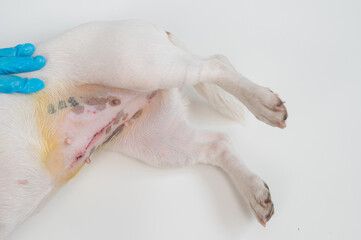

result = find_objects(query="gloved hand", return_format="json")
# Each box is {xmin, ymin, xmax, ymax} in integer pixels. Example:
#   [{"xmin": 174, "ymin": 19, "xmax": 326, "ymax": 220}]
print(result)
[{"xmin": 0, "ymin": 43, "xmax": 46, "ymax": 94}]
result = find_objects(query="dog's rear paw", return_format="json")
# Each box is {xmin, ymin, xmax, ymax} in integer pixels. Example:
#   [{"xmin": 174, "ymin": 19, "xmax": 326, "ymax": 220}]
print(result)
[
  {"xmin": 246, "ymin": 177, "xmax": 275, "ymax": 227},
  {"xmin": 245, "ymin": 86, "xmax": 288, "ymax": 128}
]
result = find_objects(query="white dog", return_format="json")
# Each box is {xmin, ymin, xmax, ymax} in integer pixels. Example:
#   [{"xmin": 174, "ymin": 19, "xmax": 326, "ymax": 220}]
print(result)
[{"xmin": 0, "ymin": 20, "xmax": 287, "ymax": 239}]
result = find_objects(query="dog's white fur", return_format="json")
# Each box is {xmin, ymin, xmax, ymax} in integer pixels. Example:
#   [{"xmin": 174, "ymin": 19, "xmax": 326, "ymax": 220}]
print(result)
[{"xmin": 0, "ymin": 20, "xmax": 287, "ymax": 239}]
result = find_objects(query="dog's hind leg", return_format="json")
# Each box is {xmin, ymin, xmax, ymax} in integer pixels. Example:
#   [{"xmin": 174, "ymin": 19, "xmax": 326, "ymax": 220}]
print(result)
[
  {"xmin": 165, "ymin": 31, "xmax": 288, "ymax": 128},
  {"xmin": 32, "ymin": 20, "xmax": 287, "ymax": 127},
  {"xmin": 102, "ymin": 89, "xmax": 274, "ymax": 226}
]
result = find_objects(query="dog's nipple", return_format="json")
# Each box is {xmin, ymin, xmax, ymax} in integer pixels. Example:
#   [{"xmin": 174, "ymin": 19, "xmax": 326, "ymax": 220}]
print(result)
[
  {"xmin": 85, "ymin": 158, "xmax": 91, "ymax": 164},
  {"xmin": 65, "ymin": 138, "xmax": 72, "ymax": 145},
  {"xmin": 18, "ymin": 179, "xmax": 28, "ymax": 185}
]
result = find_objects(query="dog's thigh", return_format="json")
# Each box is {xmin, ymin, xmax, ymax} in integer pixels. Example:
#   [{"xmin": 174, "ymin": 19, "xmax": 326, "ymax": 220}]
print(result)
[
  {"xmin": 102, "ymin": 88, "xmax": 274, "ymax": 226},
  {"xmin": 0, "ymin": 161, "xmax": 54, "ymax": 239},
  {"xmin": 102, "ymin": 88, "xmax": 199, "ymax": 168}
]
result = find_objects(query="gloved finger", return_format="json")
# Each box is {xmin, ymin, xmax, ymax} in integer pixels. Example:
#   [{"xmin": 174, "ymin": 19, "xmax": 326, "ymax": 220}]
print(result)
[
  {"xmin": 0, "ymin": 43, "xmax": 35, "ymax": 57},
  {"xmin": 0, "ymin": 75, "xmax": 44, "ymax": 94},
  {"xmin": 0, "ymin": 55, "xmax": 46, "ymax": 75}
]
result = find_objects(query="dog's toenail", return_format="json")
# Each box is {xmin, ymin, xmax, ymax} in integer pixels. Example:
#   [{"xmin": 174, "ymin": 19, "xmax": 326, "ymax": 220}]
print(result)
[
  {"xmin": 265, "ymin": 194, "xmax": 271, "ymax": 204},
  {"xmin": 261, "ymin": 217, "xmax": 267, "ymax": 227},
  {"xmin": 283, "ymin": 112, "xmax": 288, "ymax": 121},
  {"xmin": 266, "ymin": 204, "xmax": 274, "ymax": 221},
  {"xmin": 278, "ymin": 122, "xmax": 286, "ymax": 128}
]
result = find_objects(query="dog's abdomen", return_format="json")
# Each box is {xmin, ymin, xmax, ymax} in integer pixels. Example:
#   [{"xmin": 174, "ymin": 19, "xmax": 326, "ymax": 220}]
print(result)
[{"xmin": 34, "ymin": 84, "xmax": 156, "ymax": 184}]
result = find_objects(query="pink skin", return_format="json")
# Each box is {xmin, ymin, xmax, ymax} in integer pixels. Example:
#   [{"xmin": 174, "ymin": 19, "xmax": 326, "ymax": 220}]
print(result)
[
  {"xmin": 59, "ymin": 88, "xmax": 151, "ymax": 174},
  {"xmin": 73, "ymin": 114, "xmax": 119, "ymax": 161},
  {"xmin": 18, "ymin": 180, "xmax": 28, "ymax": 185},
  {"xmin": 84, "ymin": 116, "xmax": 116, "ymax": 149}
]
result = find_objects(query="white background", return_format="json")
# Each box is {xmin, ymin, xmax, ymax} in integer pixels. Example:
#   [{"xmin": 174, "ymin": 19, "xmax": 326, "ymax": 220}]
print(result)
[{"xmin": 1, "ymin": 0, "xmax": 361, "ymax": 239}]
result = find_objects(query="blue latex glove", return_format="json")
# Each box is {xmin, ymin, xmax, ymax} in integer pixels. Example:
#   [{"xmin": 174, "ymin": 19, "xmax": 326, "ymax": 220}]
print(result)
[{"xmin": 0, "ymin": 43, "xmax": 46, "ymax": 93}]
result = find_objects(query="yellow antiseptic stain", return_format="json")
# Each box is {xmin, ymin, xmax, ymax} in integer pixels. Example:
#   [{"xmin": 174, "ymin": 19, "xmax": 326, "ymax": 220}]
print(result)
[
  {"xmin": 34, "ymin": 90, "xmax": 63, "ymax": 173},
  {"xmin": 32, "ymin": 83, "xmax": 80, "ymax": 184}
]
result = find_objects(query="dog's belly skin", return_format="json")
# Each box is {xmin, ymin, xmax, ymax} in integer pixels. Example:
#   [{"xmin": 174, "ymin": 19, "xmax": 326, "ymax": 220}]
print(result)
[
  {"xmin": 1, "ymin": 21, "xmax": 168, "ymax": 235},
  {"xmin": 34, "ymin": 84, "xmax": 156, "ymax": 184},
  {"xmin": 0, "ymin": 83, "xmax": 155, "ymax": 235}
]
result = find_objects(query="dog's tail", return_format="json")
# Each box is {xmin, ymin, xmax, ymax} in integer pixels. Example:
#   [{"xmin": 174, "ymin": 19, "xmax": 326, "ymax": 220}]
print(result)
[{"xmin": 166, "ymin": 31, "xmax": 245, "ymax": 122}]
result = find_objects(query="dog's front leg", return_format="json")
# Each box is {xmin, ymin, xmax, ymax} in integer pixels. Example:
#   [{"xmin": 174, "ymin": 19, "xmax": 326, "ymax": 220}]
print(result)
[{"xmin": 102, "ymin": 89, "xmax": 274, "ymax": 226}]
